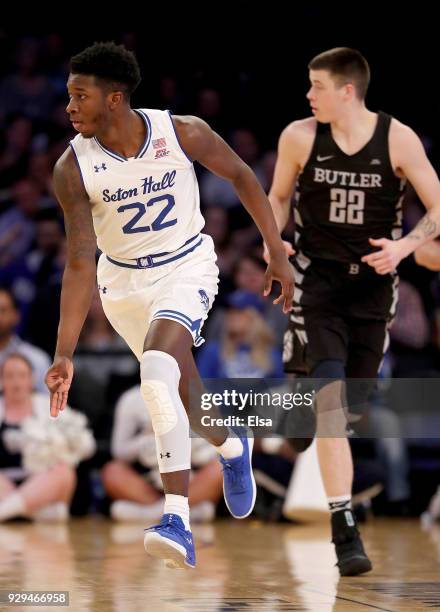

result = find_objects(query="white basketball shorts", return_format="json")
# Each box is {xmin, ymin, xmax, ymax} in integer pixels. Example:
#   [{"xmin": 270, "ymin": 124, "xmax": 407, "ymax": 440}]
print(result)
[{"xmin": 96, "ymin": 233, "xmax": 219, "ymax": 360}]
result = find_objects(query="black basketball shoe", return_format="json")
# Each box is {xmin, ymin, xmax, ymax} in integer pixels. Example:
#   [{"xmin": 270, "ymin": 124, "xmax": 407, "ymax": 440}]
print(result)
[{"xmin": 331, "ymin": 508, "xmax": 372, "ymax": 576}]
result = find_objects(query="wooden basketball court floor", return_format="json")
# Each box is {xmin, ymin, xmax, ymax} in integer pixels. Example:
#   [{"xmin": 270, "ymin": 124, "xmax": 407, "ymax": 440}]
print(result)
[{"xmin": 0, "ymin": 518, "xmax": 439, "ymax": 611}]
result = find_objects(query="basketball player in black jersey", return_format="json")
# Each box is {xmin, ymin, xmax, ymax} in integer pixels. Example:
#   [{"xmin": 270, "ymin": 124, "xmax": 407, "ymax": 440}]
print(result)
[{"xmin": 266, "ymin": 47, "xmax": 440, "ymax": 576}]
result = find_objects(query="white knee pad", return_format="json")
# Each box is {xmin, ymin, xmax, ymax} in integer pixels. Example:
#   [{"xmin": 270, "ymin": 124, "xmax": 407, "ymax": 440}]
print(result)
[
  {"xmin": 140, "ymin": 350, "xmax": 191, "ymax": 473},
  {"xmin": 141, "ymin": 379, "xmax": 178, "ymax": 436}
]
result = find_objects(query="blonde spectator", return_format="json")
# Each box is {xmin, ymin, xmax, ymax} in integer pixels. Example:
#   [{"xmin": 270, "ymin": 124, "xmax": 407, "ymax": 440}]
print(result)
[{"xmin": 0, "ymin": 354, "xmax": 77, "ymax": 522}]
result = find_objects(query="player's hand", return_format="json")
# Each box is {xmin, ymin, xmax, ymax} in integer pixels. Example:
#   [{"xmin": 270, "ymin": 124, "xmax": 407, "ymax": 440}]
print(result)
[
  {"xmin": 361, "ymin": 238, "xmax": 405, "ymax": 275},
  {"xmin": 263, "ymin": 251, "xmax": 295, "ymax": 313},
  {"xmin": 45, "ymin": 356, "xmax": 74, "ymax": 417},
  {"xmin": 263, "ymin": 240, "xmax": 295, "ymax": 264}
]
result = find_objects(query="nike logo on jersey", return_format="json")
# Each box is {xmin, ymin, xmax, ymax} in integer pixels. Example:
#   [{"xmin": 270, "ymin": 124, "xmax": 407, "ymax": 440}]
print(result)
[
  {"xmin": 370, "ymin": 158, "xmax": 382, "ymax": 165},
  {"xmin": 316, "ymin": 155, "xmax": 334, "ymax": 162}
]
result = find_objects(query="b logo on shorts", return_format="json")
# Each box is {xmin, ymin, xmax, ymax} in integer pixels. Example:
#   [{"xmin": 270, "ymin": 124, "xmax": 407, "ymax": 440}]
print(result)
[
  {"xmin": 198, "ymin": 289, "xmax": 209, "ymax": 311},
  {"xmin": 349, "ymin": 264, "xmax": 359, "ymax": 275}
]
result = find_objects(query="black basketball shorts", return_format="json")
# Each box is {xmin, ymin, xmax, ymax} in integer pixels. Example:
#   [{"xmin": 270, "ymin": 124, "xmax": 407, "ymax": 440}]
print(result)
[{"xmin": 283, "ymin": 254, "xmax": 398, "ymax": 378}]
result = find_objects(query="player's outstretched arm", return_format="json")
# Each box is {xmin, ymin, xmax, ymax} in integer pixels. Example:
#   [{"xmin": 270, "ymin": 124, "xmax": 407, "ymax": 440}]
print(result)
[
  {"xmin": 173, "ymin": 115, "xmax": 294, "ymax": 313},
  {"xmin": 362, "ymin": 122, "xmax": 440, "ymax": 274},
  {"xmin": 45, "ymin": 148, "xmax": 97, "ymax": 416}
]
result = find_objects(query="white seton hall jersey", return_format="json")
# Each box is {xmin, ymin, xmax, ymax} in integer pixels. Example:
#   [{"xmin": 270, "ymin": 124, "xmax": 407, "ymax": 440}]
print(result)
[{"xmin": 70, "ymin": 109, "xmax": 205, "ymax": 259}]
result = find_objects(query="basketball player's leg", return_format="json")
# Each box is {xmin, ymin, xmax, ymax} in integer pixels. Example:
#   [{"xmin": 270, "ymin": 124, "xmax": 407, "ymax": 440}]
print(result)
[
  {"xmin": 140, "ymin": 318, "xmax": 196, "ymax": 568},
  {"xmin": 143, "ymin": 319, "xmax": 255, "ymax": 513},
  {"xmin": 178, "ymin": 348, "xmax": 229, "ymax": 445},
  {"xmin": 303, "ymin": 311, "xmax": 353, "ymax": 500},
  {"xmin": 142, "ymin": 318, "xmax": 255, "ymax": 567},
  {"xmin": 178, "ymin": 346, "xmax": 256, "ymax": 518},
  {"xmin": 302, "ymin": 311, "xmax": 372, "ymax": 576},
  {"xmin": 319, "ymin": 320, "xmax": 388, "ymax": 576},
  {"xmin": 313, "ymin": 364, "xmax": 353, "ymax": 499},
  {"xmin": 345, "ymin": 318, "xmax": 389, "ymax": 416}
]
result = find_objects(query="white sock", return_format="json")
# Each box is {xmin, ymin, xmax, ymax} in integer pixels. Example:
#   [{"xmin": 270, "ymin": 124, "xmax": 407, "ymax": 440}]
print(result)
[
  {"xmin": 214, "ymin": 433, "xmax": 243, "ymax": 459},
  {"xmin": 110, "ymin": 500, "xmax": 164, "ymax": 523},
  {"xmin": 164, "ymin": 494, "xmax": 190, "ymax": 530},
  {"xmin": 328, "ymin": 494, "xmax": 352, "ymax": 513},
  {"xmin": 0, "ymin": 492, "xmax": 26, "ymax": 521}
]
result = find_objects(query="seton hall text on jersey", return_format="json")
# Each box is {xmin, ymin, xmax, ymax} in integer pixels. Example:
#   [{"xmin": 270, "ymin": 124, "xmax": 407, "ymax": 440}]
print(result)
[
  {"xmin": 101, "ymin": 170, "xmax": 177, "ymax": 203},
  {"xmin": 313, "ymin": 167, "xmax": 382, "ymax": 188}
]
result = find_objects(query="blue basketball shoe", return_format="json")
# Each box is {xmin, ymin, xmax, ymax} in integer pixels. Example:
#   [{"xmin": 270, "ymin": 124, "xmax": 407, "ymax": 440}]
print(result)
[
  {"xmin": 144, "ymin": 513, "xmax": 195, "ymax": 569},
  {"xmin": 220, "ymin": 430, "xmax": 256, "ymax": 519}
]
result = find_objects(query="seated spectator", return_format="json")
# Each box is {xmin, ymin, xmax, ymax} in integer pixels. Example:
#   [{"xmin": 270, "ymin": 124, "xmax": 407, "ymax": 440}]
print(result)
[
  {"xmin": 0, "ymin": 354, "xmax": 77, "ymax": 522},
  {"xmin": 101, "ymin": 385, "xmax": 222, "ymax": 523},
  {"xmin": 0, "ymin": 287, "xmax": 50, "ymax": 391}
]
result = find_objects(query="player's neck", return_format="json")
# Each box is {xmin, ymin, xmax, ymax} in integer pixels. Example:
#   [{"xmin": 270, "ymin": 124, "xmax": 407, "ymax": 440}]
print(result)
[
  {"xmin": 330, "ymin": 106, "xmax": 377, "ymax": 153},
  {"xmin": 331, "ymin": 105, "xmax": 374, "ymax": 134},
  {"xmin": 95, "ymin": 108, "xmax": 147, "ymax": 159}
]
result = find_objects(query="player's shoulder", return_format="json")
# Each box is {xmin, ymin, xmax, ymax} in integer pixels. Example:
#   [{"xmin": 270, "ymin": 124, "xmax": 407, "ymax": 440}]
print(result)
[
  {"xmin": 53, "ymin": 145, "xmax": 89, "ymax": 202},
  {"xmin": 389, "ymin": 116, "xmax": 420, "ymax": 144},
  {"xmin": 53, "ymin": 146, "xmax": 77, "ymax": 181},
  {"xmin": 280, "ymin": 117, "xmax": 316, "ymax": 147},
  {"xmin": 277, "ymin": 117, "xmax": 316, "ymax": 161},
  {"xmin": 283, "ymin": 117, "xmax": 317, "ymax": 138},
  {"xmin": 170, "ymin": 114, "xmax": 207, "ymax": 139}
]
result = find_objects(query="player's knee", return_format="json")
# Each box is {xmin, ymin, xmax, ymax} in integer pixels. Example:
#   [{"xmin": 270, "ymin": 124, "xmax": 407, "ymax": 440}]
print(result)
[
  {"xmin": 311, "ymin": 360, "xmax": 346, "ymax": 416},
  {"xmin": 141, "ymin": 378, "xmax": 179, "ymax": 435},
  {"xmin": 140, "ymin": 350, "xmax": 184, "ymax": 436}
]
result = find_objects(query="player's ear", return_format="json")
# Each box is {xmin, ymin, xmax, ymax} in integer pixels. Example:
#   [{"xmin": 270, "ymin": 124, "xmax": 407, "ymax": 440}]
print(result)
[
  {"xmin": 342, "ymin": 83, "xmax": 355, "ymax": 101},
  {"xmin": 109, "ymin": 91, "xmax": 124, "ymax": 110}
]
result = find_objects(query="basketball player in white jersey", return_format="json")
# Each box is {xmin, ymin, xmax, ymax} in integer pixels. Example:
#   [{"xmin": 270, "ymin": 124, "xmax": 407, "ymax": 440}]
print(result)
[{"xmin": 44, "ymin": 42, "xmax": 294, "ymax": 569}]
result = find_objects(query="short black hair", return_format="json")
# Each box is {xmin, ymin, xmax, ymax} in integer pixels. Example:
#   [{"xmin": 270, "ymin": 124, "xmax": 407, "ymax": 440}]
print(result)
[
  {"xmin": 70, "ymin": 41, "xmax": 141, "ymax": 99},
  {"xmin": 308, "ymin": 47, "xmax": 370, "ymax": 100}
]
